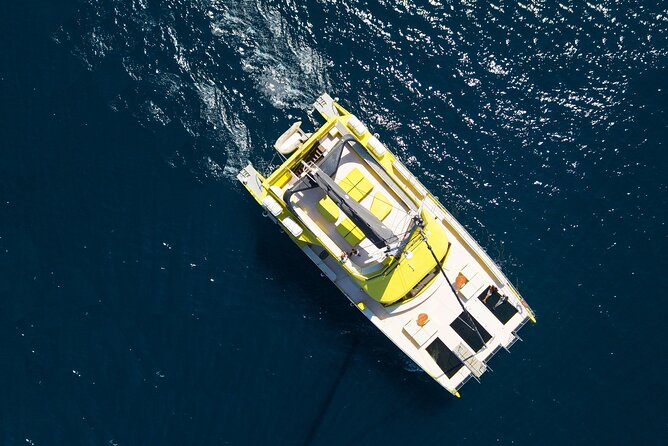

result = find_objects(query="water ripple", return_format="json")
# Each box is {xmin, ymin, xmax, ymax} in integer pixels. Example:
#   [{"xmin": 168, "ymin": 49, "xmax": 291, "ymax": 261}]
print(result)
[{"xmin": 56, "ymin": 0, "xmax": 666, "ymax": 227}]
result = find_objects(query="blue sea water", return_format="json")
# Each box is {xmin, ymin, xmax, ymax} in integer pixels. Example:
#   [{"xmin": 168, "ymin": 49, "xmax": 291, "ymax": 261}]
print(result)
[{"xmin": 1, "ymin": 0, "xmax": 666, "ymax": 444}]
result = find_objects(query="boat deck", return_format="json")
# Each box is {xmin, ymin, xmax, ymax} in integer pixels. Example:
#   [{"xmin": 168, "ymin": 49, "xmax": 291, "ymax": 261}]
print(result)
[
  {"xmin": 238, "ymin": 94, "xmax": 533, "ymax": 395},
  {"xmin": 291, "ymin": 182, "xmax": 529, "ymax": 390},
  {"xmin": 287, "ymin": 131, "xmax": 414, "ymax": 272}
]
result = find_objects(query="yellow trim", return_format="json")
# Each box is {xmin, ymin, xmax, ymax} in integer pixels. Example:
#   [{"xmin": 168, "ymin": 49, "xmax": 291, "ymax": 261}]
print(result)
[
  {"xmin": 256, "ymin": 97, "xmax": 530, "ymax": 316},
  {"xmin": 264, "ymin": 118, "xmax": 337, "ymax": 188},
  {"xmin": 331, "ymin": 103, "xmax": 423, "ymax": 208},
  {"xmin": 274, "ymin": 170, "xmax": 293, "ymax": 188},
  {"xmin": 241, "ymin": 98, "xmax": 531, "ymax": 398},
  {"xmin": 508, "ymin": 283, "xmax": 537, "ymax": 323},
  {"xmin": 357, "ymin": 208, "xmax": 449, "ymax": 304},
  {"xmin": 291, "ymin": 101, "xmax": 422, "ymax": 211},
  {"xmin": 246, "ymin": 179, "xmax": 320, "ymax": 246},
  {"xmin": 391, "ymin": 164, "xmax": 426, "ymax": 203}
]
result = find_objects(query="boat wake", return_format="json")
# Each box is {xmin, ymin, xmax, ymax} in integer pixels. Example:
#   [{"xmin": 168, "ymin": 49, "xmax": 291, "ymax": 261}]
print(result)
[
  {"xmin": 209, "ymin": 0, "xmax": 331, "ymax": 110},
  {"xmin": 55, "ymin": 0, "xmax": 331, "ymax": 181},
  {"xmin": 53, "ymin": 0, "xmax": 667, "ymax": 274}
]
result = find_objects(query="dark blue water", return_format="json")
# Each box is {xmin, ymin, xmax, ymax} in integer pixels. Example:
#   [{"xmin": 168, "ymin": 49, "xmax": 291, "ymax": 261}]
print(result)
[{"xmin": 1, "ymin": 1, "xmax": 666, "ymax": 444}]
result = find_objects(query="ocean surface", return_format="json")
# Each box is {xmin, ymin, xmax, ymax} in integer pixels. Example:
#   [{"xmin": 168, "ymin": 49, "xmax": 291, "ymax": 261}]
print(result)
[{"xmin": 1, "ymin": 0, "xmax": 666, "ymax": 444}]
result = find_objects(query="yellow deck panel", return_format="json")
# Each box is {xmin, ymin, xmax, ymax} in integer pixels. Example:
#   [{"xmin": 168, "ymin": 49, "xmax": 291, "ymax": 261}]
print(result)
[
  {"xmin": 339, "ymin": 167, "xmax": 364, "ymax": 193},
  {"xmin": 344, "ymin": 225, "xmax": 365, "ymax": 246},
  {"xmin": 336, "ymin": 217, "xmax": 366, "ymax": 247},
  {"xmin": 370, "ymin": 192, "xmax": 392, "ymax": 221},
  {"xmin": 317, "ymin": 196, "xmax": 340, "ymax": 222},
  {"xmin": 359, "ymin": 210, "xmax": 449, "ymax": 304},
  {"xmin": 348, "ymin": 176, "xmax": 373, "ymax": 202}
]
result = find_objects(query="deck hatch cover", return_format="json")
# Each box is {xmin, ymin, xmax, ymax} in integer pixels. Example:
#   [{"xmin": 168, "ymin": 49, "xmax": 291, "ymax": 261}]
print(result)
[
  {"xmin": 426, "ymin": 338, "xmax": 464, "ymax": 379},
  {"xmin": 450, "ymin": 313, "xmax": 492, "ymax": 352}
]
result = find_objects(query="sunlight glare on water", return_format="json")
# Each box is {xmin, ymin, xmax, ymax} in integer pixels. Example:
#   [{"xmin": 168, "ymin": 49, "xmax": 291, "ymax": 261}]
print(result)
[{"xmin": 1, "ymin": 0, "xmax": 666, "ymax": 444}]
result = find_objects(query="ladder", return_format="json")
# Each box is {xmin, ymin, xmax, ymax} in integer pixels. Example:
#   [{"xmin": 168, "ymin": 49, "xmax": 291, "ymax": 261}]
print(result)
[{"xmin": 454, "ymin": 342, "xmax": 487, "ymax": 380}]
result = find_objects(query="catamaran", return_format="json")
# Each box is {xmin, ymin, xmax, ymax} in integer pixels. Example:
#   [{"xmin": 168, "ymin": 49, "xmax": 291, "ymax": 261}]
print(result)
[{"xmin": 237, "ymin": 94, "xmax": 535, "ymax": 396}]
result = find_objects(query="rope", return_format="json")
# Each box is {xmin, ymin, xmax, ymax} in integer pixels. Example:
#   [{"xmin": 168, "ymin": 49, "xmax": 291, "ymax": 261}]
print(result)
[
  {"xmin": 419, "ymin": 226, "xmax": 487, "ymax": 351},
  {"xmin": 265, "ymin": 147, "xmax": 288, "ymax": 176}
]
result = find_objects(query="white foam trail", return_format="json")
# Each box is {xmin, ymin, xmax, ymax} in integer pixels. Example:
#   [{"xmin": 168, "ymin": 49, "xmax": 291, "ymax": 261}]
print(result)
[
  {"xmin": 208, "ymin": 0, "xmax": 331, "ymax": 109},
  {"xmin": 55, "ymin": 0, "xmax": 332, "ymax": 181}
]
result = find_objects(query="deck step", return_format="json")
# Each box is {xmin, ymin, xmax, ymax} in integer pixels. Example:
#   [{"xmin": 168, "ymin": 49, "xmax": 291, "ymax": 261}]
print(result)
[{"xmin": 454, "ymin": 342, "xmax": 487, "ymax": 379}]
